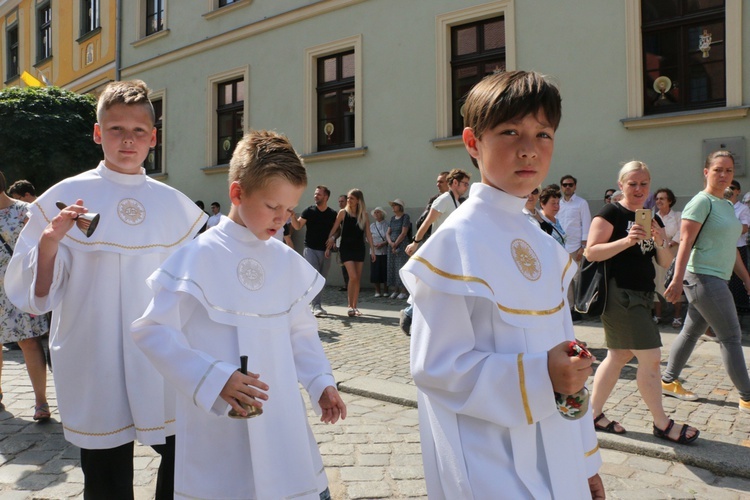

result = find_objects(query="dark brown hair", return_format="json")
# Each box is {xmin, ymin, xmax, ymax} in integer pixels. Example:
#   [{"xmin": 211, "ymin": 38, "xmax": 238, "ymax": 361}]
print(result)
[{"xmin": 539, "ymin": 184, "xmax": 561, "ymax": 205}]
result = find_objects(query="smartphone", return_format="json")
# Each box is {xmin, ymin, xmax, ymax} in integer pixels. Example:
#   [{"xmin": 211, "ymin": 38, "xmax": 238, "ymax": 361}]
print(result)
[{"xmin": 634, "ymin": 209, "xmax": 652, "ymax": 236}]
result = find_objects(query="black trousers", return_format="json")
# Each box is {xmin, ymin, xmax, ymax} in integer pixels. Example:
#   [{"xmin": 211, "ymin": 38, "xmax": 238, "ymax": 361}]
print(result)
[{"xmin": 80, "ymin": 435, "xmax": 175, "ymax": 500}]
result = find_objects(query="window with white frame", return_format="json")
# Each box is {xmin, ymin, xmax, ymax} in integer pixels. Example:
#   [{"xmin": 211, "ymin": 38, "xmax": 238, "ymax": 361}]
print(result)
[
  {"xmin": 450, "ymin": 16, "xmax": 506, "ymax": 136},
  {"xmin": 216, "ymin": 78, "xmax": 244, "ymax": 165},
  {"xmin": 144, "ymin": 98, "xmax": 163, "ymax": 175},
  {"xmin": 316, "ymin": 51, "xmax": 355, "ymax": 151},
  {"xmin": 303, "ymin": 35, "xmax": 363, "ymax": 157},
  {"xmin": 623, "ymin": 0, "xmax": 742, "ymax": 127},
  {"xmin": 434, "ymin": 1, "xmax": 515, "ymax": 143},
  {"xmin": 641, "ymin": 0, "xmax": 725, "ymax": 116},
  {"xmin": 37, "ymin": 1, "xmax": 52, "ymax": 62},
  {"xmin": 6, "ymin": 23, "xmax": 19, "ymax": 80},
  {"xmin": 81, "ymin": 0, "xmax": 99, "ymax": 37},
  {"xmin": 146, "ymin": 0, "xmax": 165, "ymax": 36}
]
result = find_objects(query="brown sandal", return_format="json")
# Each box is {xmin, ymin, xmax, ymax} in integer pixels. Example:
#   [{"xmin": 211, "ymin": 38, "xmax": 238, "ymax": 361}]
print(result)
[{"xmin": 594, "ymin": 412, "xmax": 626, "ymax": 434}]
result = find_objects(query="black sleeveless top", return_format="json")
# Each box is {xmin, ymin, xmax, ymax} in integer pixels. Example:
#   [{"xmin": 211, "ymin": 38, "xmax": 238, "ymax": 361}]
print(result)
[{"xmin": 339, "ymin": 212, "xmax": 366, "ymax": 262}]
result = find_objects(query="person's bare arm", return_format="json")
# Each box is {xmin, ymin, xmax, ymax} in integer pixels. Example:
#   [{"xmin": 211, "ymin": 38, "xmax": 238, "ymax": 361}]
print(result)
[
  {"xmin": 406, "ymin": 208, "xmax": 441, "ymax": 256},
  {"xmin": 364, "ymin": 215, "xmax": 376, "ymax": 262},
  {"xmin": 291, "ymin": 214, "xmax": 306, "ymax": 231},
  {"xmin": 584, "ymin": 216, "xmax": 641, "ymax": 263},
  {"xmin": 663, "ymin": 219, "xmax": 701, "ymax": 303},
  {"xmin": 325, "ymin": 210, "xmax": 345, "ymax": 251}
]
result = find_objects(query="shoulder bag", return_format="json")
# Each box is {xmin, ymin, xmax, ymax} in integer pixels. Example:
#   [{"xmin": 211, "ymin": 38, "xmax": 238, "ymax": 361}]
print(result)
[
  {"xmin": 574, "ymin": 257, "xmax": 608, "ymax": 316},
  {"xmin": 663, "ymin": 194, "xmax": 712, "ymax": 289}
]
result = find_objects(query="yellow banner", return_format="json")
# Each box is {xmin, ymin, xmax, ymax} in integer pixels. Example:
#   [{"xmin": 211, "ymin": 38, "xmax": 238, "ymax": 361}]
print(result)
[{"xmin": 20, "ymin": 71, "xmax": 43, "ymax": 87}]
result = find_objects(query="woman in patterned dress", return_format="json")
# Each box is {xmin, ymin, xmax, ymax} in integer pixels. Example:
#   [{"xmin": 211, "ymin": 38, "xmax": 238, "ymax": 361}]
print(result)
[{"xmin": 0, "ymin": 173, "xmax": 50, "ymax": 420}]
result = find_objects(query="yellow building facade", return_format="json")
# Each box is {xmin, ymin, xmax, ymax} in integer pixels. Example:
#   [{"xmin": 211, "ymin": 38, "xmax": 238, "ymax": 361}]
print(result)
[{"xmin": 0, "ymin": 0, "xmax": 116, "ymax": 93}]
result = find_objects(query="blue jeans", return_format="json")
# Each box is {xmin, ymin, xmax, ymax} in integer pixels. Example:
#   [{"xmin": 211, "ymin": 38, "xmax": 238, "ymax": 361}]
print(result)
[
  {"xmin": 303, "ymin": 247, "xmax": 331, "ymax": 308},
  {"xmin": 663, "ymin": 271, "xmax": 750, "ymax": 400}
]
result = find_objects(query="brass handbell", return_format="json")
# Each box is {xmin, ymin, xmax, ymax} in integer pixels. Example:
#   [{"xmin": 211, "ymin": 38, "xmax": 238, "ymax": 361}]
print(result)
[
  {"xmin": 55, "ymin": 202, "xmax": 100, "ymax": 238},
  {"xmin": 228, "ymin": 355, "xmax": 263, "ymax": 419}
]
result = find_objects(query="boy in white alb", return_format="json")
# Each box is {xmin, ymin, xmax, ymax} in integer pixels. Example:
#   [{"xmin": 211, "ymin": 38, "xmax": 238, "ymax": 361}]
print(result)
[
  {"xmin": 132, "ymin": 130, "xmax": 346, "ymax": 499},
  {"xmin": 5, "ymin": 80, "xmax": 206, "ymax": 499},
  {"xmin": 401, "ymin": 71, "xmax": 603, "ymax": 499}
]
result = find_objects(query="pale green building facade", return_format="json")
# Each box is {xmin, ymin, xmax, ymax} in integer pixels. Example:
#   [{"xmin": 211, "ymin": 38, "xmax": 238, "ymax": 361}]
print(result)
[{"xmin": 119, "ymin": 0, "xmax": 749, "ymax": 219}]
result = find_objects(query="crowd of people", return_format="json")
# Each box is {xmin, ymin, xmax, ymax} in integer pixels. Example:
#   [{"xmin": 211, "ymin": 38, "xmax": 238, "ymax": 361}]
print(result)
[{"xmin": 2, "ymin": 71, "xmax": 750, "ymax": 499}]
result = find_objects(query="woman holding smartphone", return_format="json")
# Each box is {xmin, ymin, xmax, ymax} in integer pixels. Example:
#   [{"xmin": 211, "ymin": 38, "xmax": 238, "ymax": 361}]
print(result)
[
  {"xmin": 585, "ymin": 161, "xmax": 699, "ymax": 444},
  {"xmin": 663, "ymin": 151, "xmax": 750, "ymax": 414}
]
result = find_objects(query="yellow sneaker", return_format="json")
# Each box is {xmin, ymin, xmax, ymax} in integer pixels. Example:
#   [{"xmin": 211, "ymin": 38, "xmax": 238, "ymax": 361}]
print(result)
[
  {"xmin": 740, "ymin": 399, "xmax": 750, "ymax": 414},
  {"xmin": 662, "ymin": 380, "xmax": 698, "ymax": 401}
]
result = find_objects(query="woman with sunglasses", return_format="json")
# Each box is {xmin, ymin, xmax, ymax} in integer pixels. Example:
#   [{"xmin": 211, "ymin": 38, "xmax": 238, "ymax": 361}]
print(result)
[
  {"xmin": 604, "ymin": 188, "xmax": 616, "ymax": 205},
  {"xmin": 523, "ymin": 186, "xmax": 543, "ymax": 227}
]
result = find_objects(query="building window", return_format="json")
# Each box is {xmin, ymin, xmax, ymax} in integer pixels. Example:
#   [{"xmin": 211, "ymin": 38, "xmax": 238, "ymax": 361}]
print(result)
[
  {"xmin": 146, "ymin": 0, "xmax": 165, "ymax": 36},
  {"xmin": 304, "ymin": 36, "xmax": 362, "ymax": 157},
  {"xmin": 316, "ymin": 51, "xmax": 355, "ymax": 151},
  {"xmin": 450, "ymin": 16, "xmax": 505, "ymax": 136},
  {"xmin": 434, "ymin": 2, "xmax": 515, "ymax": 143},
  {"xmin": 641, "ymin": 0, "xmax": 725, "ymax": 115},
  {"xmin": 81, "ymin": 0, "xmax": 99, "ymax": 36},
  {"xmin": 217, "ymin": 78, "xmax": 244, "ymax": 165},
  {"xmin": 6, "ymin": 24, "xmax": 19, "ymax": 80},
  {"xmin": 37, "ymin": 2, "xmax": 52, "ymax": 61},
  {"xmin": 144, "ymin": 99, "xmax": 163, "ymax": 174}
]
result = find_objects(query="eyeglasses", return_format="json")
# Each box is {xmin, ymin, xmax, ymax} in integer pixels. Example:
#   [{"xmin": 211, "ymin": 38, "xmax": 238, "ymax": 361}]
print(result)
[
  {"xmin": 459, "ymin": 181, "xmax": 470, "ymax": 187},
  {"xmin": 531, "ymin": 189, "xmax": 540, "ymax": 195},
  {"xmin": 605, "ymin": 195, "xmax": 612, "ymax": 199},
  {"xmin": 562, "ymin": 183, "xmax": 575, "ymax": 188}
]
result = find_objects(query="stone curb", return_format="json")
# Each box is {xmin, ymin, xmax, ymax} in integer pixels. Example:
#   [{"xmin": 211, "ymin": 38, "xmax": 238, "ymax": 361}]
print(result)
[{"xmin": 334, "ymin": 370, "xmax": 750, "ymax": 480}]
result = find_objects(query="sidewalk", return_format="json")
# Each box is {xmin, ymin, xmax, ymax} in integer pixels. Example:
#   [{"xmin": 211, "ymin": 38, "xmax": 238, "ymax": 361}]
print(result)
[
  {"xmin": 315, "ymin": 287, "xmax": 750, "ymax": 480},
  {"xmin": 0, "ymin": 286, "xmax": 749, "ymax": 498}
]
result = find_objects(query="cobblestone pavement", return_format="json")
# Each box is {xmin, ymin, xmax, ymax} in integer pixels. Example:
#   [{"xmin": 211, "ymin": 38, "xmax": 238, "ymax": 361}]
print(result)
[{"xmin": 0, "ymin": 287, "xmax": 750, "ymax": 498}]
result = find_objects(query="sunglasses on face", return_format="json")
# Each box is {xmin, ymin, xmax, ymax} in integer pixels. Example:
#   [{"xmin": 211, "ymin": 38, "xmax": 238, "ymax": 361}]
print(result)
[
  {"xmin": 562, "ymin": 183, "xmax": 575, "ymax": 187},
  {"xmin": 605, "ymin": 195, "xmax": 612, "ymax": 199}
]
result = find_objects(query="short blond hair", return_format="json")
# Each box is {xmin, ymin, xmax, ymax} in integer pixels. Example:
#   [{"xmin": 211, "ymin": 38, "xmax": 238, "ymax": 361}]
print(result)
[
  {"xmin": 618, "ymin": 160, "xmax": 650, "ymax": 183},
  {"xmin": 96, "ymin": 80, "xmax": 155, "ymax": 124},
  {"xmin": 229, "ymin": 130, "xmax": 307, "ymax": 194}
]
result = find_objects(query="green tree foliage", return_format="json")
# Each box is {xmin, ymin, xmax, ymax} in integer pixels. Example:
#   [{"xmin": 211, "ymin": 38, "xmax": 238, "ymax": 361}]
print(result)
[{"xmin": 0, "ymin": 86, "xmax": 102, "ymax": 193}]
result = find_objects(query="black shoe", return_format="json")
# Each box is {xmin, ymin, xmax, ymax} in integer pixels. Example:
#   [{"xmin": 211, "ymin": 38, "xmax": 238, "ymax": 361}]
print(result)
[
  {"xmin": 570, "ymin": 311, "xmax": 583, "ymax": 322},
  {"xmin": 399, "ymin": 309, "xmax": 412, "ymax": 336},
  {"xmin": 338, "ymin": 286, "xmax": 348, "ymax": 291}
]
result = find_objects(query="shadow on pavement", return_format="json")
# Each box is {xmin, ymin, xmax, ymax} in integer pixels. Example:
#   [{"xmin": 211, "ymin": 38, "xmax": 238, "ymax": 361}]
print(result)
[
  {"xmin": 0, "ymin": 411, "xmax": 78, "ymax": 492},
  {"xmin": 599, "ymin": 428, "xmax": 750, "ymax": 484}
]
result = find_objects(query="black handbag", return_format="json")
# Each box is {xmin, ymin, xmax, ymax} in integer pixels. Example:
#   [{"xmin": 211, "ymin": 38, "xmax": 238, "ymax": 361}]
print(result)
[{"xmin": 574, "ymin": 257, "xmax": 608, "ymax": 316}]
